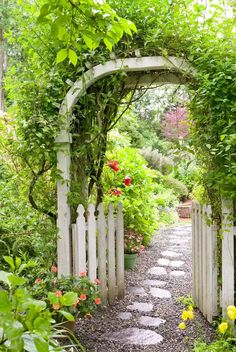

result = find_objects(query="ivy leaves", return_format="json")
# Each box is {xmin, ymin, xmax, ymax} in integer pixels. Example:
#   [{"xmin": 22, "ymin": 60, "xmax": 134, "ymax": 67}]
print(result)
[{"xmin": 37, "ymin": 0, "xmax": 137, "ymax": 66}]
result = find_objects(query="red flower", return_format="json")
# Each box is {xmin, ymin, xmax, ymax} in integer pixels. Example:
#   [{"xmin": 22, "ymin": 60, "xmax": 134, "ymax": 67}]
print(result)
[
  {"xmin": 55, "ymin": 290, "xmax": 62, "ymax": 297},
  {"xmin": 109, "ymin": 188, "xmax": 122, "ymax": 196},
  {"xmin": 35, "ymin": 278, "xmax": 41, "ymax": 284},
  {"xmin": 95, "ymin": 297, "xmax": 101, "ymax": 305},
  {"xmin": 79, "ymin": 272, "xmax": 87, "ymax": 277},
  {"xmin": 51, "ymin": 265, "xmax": 58, "ymax": 273},
  {"xmin": 107, "ymin": 160, "xmax": 119, "ymax": 172},
  {"xmin": 52, "ymin": 303, "xmax": 60, "ymax": 310},
  {"xmin": 80, "ymin": 294, "xmax": 87, "ymax": 301},
  {"xmin": 94, "ymin": 279, "xmax": 100, "ymax": 285},
  {"xmin": 124, "ymin": 176, "xmax": 131, "ymax": 186}
]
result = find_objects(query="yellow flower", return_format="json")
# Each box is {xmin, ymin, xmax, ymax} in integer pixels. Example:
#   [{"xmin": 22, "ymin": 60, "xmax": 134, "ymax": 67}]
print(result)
[
  {"xmin": 181, "ymin": 310, "xmax": 194, "ymax": 321},
  {"xmin": 227, "ymin": 309, "xmax": 236, "ymax": 321},
  {"xmin": 218, "ymin": 322, "xmax": 228, "ymax": 334},
  {"xmin": 178, "ymin": 322, "xmax": 186, "ymax": 330},
  {"xmin": 188, "ymin": 305, "xmax": 194, "ymax": 311},
  {"xmin": 227, "ymin": 305, "xmax": 236, "ymax": 314}
]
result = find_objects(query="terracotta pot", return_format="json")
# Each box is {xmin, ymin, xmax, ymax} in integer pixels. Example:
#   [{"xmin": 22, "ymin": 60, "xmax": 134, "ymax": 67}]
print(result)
[
  {"xmin": 176, "ymin": 204, "xmax": 192, "ymax": 218},
  {"xmin": 124, "ymin": 253, "xmax": 138, "ymax": 270}
]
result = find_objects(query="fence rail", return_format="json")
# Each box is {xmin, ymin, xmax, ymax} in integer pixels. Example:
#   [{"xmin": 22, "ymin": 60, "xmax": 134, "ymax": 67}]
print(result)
[
  {"xmin": 71, "ymin": 202, "xmax": 124, "ymax": 304},
  {"xmin": 192, "ymin": 200, "xmax": 236, "ymax": 323}
]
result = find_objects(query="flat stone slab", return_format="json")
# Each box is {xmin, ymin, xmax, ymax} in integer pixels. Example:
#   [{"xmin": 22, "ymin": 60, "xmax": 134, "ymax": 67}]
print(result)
[
  {"xmin": 142, "ymin": 280, "xmax": 167, "ymax": 287},
  {"xmin": 150, "ymin": 287, "xmax": 171, "ymax": 298},
  {"xmin": 129, "ymin": 287, "xmax": 147, "ymax": 296},
  {"xmin": 170, "ymin": 239, "xmax": 190, "ymax": 244},
  {"xmin": 148, "ymin": 266, "xmax": 167, "ymax": 276},
  {"xmin": 118, "ymin": 312, "xmax": 133, "ymax": 320},
  {"xmin": 104, "ymin": 328, "xmax": 163, "ymax": 345},
  {"xmin": 139, "ymin": 316, "xmax": 166, "ymax": 327},
  {"xmin": 161, "ymin": 250, "xmax": 181, "ymax": 258},
  {"xmin": 170, "ymin": 260, "xmax": 185, "ymax": 268},
  {"xmin": 157, "ymin": 258, "xmax": 170, "ymax": 266},
  {"xmin": 170, "ymin": 270, "xmax": 185, "ymax": 277},
  {"xmin": 127, "ymin": 302, "xmax": 153, "ymax": 312}
]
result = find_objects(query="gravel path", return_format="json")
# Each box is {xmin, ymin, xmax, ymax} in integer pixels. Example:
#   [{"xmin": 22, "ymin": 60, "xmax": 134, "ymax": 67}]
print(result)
[{"xmin": 75, "ymin": 224, "xmax": 215, "ymax": 351}]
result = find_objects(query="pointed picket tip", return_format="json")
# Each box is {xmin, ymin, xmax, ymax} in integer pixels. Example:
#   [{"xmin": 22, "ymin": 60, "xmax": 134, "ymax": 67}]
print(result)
[
  {"xmin": 88, "ymin": 203, "xmax": 95, "ymax": 215},
  {"xmin": 117, "ymin": 202, "xmax": 123, "ymax": 211},
  {"xmin": 77, "ymin": 204, "xmax": 85, "ymax": 216},
  {"xmin": 108, "ymin": 203, "xmax": 114, "ymax": 213}
]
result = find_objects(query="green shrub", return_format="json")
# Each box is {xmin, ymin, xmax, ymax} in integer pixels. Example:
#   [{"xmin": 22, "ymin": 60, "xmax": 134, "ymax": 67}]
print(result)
[
  {"xmin": 102, "ymin": 147, "xmax": 159, "ymax": 245},
  {"xmin": 141, "ymin": 147, "xmax": 174, "ymax": 175},
  {"xmin": 193, "ymin": 339, "xmax": 236, "ymax": 352},
  {"xmin": 163, "ymin": 175, "xmax": 189, "ymax": 201}
]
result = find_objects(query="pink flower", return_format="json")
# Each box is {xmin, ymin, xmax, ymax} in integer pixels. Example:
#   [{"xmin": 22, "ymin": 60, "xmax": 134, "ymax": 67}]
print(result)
[
  {"xmin": 55, "ymin": 290, "xmax": 62, "ymax": 297},
  {"xmin": 35, "ymin": 278, "xmax": 41, "ymax": 284},
  {"xmin": 95, "ymin": 297, "xmax": 101, "ymax": 305},
  {"xmin": 52, "ymin": 303, "xmax": 60, "ymax": 310},
  {"xmin": 124, "ymin": 176, "xmax": 131, "ymax": 186},
  {"xmin": 80, "ymin": 294, "xmax": 87, "ymax": 301},
  {"xmin": 94, "ymin": 279, "xmax": 100, "ymax": 285},
  {"xmin": 109, "ymin": 188, "xmax": 122, "ymax": 196},
  {"xmin": 79, "ymin": 272, "xmax": 87, "ymax": 277}
]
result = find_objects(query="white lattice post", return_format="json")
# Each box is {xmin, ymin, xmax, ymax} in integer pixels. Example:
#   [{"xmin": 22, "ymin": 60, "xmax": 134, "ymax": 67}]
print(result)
[
  {"xmin": 192, "ymin": 202, "xmax": 196, "ymax": 303},
  {"xmin": 56, "ymin": 131, "xmax": 72, "ymax": 277},
  {"xmin": 107, "ymin": 203, "xmax": 116, "ymax": 303},
  {"xmin": 75, "ymin": 204, "xmax": 87, "ymax": 275},
  {"xmin": 97, "ymin": 203, "xmax": 107, "ymax": 304},
  {"xmin": 87, "ymin": 204, "xmax": 97, "ymax": 281},
  {"xmin": 222, "ymin": 198, "xmax": 234, "ymax": 318},
  {"xmin": 116, "ymin": 202, "xmax": 125, "ymax": 299}
]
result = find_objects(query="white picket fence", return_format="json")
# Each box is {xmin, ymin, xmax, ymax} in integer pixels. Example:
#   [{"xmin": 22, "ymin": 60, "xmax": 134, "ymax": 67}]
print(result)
[
  {"xmin": 71, "ymin": 202, "xmax": 124, "ymax": 304},
  {"xmin": 192, "ymin": 199, "xmax": 236, "ymax": 323}
]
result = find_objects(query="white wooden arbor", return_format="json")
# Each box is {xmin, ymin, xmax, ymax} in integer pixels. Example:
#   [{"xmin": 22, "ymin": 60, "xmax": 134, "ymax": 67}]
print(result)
[{"xmin": 55, "ymin": 55, "xmax": 194, "ymax": 276}]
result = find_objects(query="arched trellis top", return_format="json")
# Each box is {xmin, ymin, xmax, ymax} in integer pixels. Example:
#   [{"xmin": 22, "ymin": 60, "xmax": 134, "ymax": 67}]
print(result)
[
  {"xmin": 55, "ymin": 56, "xmax": 193, "ymax": 143},
  {"xmin": 56, "ymin": 55, "xmax": 194, "ymax": 277}
]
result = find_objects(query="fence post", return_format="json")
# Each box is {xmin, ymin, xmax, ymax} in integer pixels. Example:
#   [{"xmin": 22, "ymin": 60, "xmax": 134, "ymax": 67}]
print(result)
[
  {"xmin": 75, "ymin": 204, "xmax": 86, "ymax": 275},
  {"xmin": 97, "ymin": 203, "xmax": 107, "ymax": 304},
  {"xmin": 107, "ymin": 203, "xmax": 116, "ymax": 303},
  {"xmin": 87, "ymin": 204, "xmax": 97, "ymax": 282},
  {"xmin": 222, "ymin": 198, "xmax": 234, "ymax": 318},
  {"xmin": 116, "ymin": 202, "xmax": 125, "ymax": 299},
  {"xmin": 202, "ymin": 205, "xmax": 207, "ymax": 317},
  {"xmin": 192, "ymin": 202, "xmax": 196, "ymax": 303}
]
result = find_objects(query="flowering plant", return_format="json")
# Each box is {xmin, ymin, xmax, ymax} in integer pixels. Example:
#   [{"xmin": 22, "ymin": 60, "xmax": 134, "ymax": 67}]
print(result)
[
  {"xmin": 33, "ymin": 267, "xmax": 101, "ymax": 322},
  {"xmin": 124, "ymin": 229, "xmax": 144, "ymax": 254}
]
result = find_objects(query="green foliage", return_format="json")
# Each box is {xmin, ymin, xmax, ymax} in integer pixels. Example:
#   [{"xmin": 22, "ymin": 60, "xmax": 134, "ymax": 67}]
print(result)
[
  {"xmin": 193, "ymin": 339, "xmax": 236, "ymax": 352},
  {"xmin": 163, "ymin": 175, "xmax": 189, "ymax": 201},
  {"xmin": 0, "ymin": 270, "xmax": 63, "ymax": 352},
  {"xmin": 141, "ymin": 147, "xmax": 174, "ymax": 175},
  {"xmin": 102, "ymin": 147, "xmax": 159, "ymax": 245}
]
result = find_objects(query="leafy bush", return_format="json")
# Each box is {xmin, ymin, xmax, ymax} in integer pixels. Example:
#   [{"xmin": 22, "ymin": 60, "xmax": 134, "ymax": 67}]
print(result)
[
  {"xmin": 193, "ymin": 339, "xmax": 236, "ymax": 352},
  {"xmin": 141, "ymin": 147, "xmax": 174, "ymax": 175},
  {"xmin": 163, "ymin": 175, "xmax": 189, "ymax": 201},
  {"xmin": 102, "ymin": 147, "xmax": 159, "ymax": 245}
]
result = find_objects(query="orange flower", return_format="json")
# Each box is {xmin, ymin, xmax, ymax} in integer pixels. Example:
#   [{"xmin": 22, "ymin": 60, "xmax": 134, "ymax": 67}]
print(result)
[
  {"xmin": 52, "ymin": 303, "xmax": 60, "ymax": 310},
  {"xmin": 51, "ymin": 265, "xmax": 58, "ymax": 273},
  {"xmin": 80, "ymin": 294, "xmax": 87, "ymax": 301},
  {"xmin": 35, "ymin": 278, "xmax": 41, "ymax": 284},
  {"xmin": 79, "ymin": 272, "xmax": 87, "ymax": 277},
  {"xmin": 55, "ymin": 290, "xmax": 62, "ymax": 297},
  {"xmin": 95, "ymin": 297, "xmax": 101, "ymax": 305},
  {"xmin": 94, "ymin": 279, "xmax": 100, "ymax": 285}
]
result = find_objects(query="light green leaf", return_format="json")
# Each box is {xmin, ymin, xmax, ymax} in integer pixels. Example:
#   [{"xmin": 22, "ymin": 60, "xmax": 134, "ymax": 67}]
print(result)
[
  {"xmin": 0, "ymin": 291, "xmax": 11, "ymax": 312},
  {"xmin": 4, "ymin": 256, "xmax": 15, "ymax": 271},
  {"xmin": 103, "ymin": 38, "xmax": 113, "ymax": 51},
  {"xmin": 60, "ymin": 292, "xmax": 77, "ymax": 306},
  {"xmin": 56, "ymin": 48, "xmax": 68, "ymax": 64},
  {"xmin": 68, "ymin": 49, "xmax": 78, "ymax": 66},
  {"xmin": 0, "ymin": 271, "xmax": 11, "ymax": 286},
  {"xmin": 59, "ymin": 310, "xmax": 75, "ymax": 321},
  {"xmin": 8, "ymin": 274, "xmax": 26, "ymax": 287}
]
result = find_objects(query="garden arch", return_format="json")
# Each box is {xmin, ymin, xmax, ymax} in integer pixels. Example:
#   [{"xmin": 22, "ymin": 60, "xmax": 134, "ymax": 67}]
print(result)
[{"xmin": 55, "ymin": 55, "xmax": 195, "ymax": 276}]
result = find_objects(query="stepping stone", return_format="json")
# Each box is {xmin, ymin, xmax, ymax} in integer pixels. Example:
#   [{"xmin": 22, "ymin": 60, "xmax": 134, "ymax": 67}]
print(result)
[
  {"xmin": 118, "ymin": 312, "xmax": 133, "ymax": 320},
  {"xmin": 129, "ymin": 287, "xmax": 147, "ymax": 296},
  {"xmin": 139, "ymin": 316, "xmax": 166, "ymax": 327},
  {"xmin": 170, "ymin": 260, "xmax": 185, "ymax": 268},
  {"xmin": 148, "ymin": 266, "xmax": 167, "ymax": 276},
  {"xmin": 170, "ymin": 270, "xmax": 185, "ymax": 277},
  {"xmin": 157, "ymin": 258, "xmax": 170, "ymax": 266},
  {"xmin": 170, "ymin": 239, "xmax": 189, "ymax": 244},
  {"xmin": 142, "ymin": 280, "xmax": 167, "ymax": 287},
  {"xmin": 161, "ymin": 250, "xmax": 181, "ymax": 258},
  {"xmin": 127, "ymin": 302, "xmax": 153, "ymax": 312},
  {"xmin": 150, "ymin": 287, "xmax": 171, "ymax": 298},
  {"xmin": 104, "ymin": 328, "xmax": 163, "ymax": 345}
]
